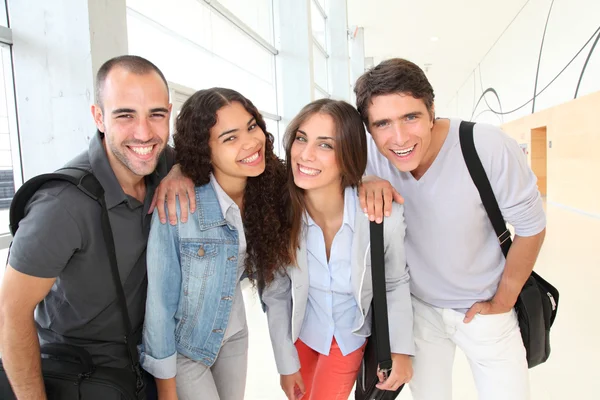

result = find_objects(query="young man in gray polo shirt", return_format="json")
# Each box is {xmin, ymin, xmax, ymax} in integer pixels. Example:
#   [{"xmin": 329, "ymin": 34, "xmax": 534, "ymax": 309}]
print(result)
[
  {"xmin": 355, "ymin": 59, "xmax": 546, "ymax": 400},
  {"xmin": 0, "ymin": 55, "xmax": 182, "ymax": 399}
]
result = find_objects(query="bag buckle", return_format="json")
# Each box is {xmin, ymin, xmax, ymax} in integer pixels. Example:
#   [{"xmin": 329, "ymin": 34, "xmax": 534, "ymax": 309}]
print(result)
[
  {"xmin": 498, "ymin": 230, "xmax": 511, "ymax": 245},
  {"xmin": 377, "ymin": 366, "xmax": 392, "ymax": 381}
]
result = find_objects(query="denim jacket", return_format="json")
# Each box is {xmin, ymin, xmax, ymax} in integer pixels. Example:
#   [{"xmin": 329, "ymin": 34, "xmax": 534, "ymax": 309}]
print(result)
[{"xmin": 141, "ymin": 182, "xmax": 240, "ymax": 379}]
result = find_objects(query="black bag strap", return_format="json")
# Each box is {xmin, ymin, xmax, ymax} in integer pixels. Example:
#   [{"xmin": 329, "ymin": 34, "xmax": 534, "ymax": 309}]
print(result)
[
  {"xmin": 97, "ymin": 193, "xmax": 144, "ymax": 392},
  {"xmin": 369, "ymin": 220, "xmax": 393, "ymax": 372},
  {"xmin": 458, "ymin": 121, "xmax": 512, "ymax": 257},
  {"xmin": 10, "ymin": 167, "xmax": 143, "ymax": 392}
]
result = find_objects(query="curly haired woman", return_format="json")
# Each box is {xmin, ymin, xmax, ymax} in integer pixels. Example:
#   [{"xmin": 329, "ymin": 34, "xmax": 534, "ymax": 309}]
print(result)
[{"xmin": 140, "ymin": 88, "xmax": 291, "ymax": 400}]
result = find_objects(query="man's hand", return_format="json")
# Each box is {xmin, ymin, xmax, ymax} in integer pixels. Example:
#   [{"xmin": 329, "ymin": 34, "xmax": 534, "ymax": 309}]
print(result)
[
  {"xmin": 280, "ymin": 371, "xmax": 305, "ymax": 400},
  {"xmin": 463, "ymin": 299, "xmax": 514, "ymax": 323},
  {"xmin": 149, "ymin": 164, "xmax": 196, "ymax": 225},
  {"xmin": 376, "ymin": 353, "xmax": 412, "ymax": 391},
  {"xmin": 358, "ymin": 176, "xmax": 403, "ymax": 224}
]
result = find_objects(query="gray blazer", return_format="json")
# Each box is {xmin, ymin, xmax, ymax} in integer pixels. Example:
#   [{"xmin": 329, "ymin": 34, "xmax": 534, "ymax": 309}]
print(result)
[{"xmin": 262, "ymin": 202, "xmax": 415, "ymax": 375}]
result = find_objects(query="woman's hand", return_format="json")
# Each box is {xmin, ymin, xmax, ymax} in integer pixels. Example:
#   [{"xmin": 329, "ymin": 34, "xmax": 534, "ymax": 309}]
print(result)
[
  {"xmin": 375, "ymin": 353, "xmax": 413, "ymax": 391},
  {"xmin": 280, "ymin": 371, "xmax": 305, "ymax": 400}
]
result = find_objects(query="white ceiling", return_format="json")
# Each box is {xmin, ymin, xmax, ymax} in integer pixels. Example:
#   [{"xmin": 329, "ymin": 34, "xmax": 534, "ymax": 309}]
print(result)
[{"xmin": 347, "ymin": 0, "xmax": 529, "ymax": 112}]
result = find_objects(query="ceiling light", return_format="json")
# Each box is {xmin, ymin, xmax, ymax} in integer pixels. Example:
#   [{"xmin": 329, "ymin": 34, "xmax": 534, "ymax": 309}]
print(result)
[{"xmin": 430, "ymin": 36, "xmax": 439, "ymax": 42}]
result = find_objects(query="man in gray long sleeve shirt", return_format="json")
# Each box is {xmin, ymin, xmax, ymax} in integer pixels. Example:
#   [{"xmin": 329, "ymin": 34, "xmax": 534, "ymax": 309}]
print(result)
[{"xmin": 354, "ymin": 59, "xmax": 546, "ymax": 400}]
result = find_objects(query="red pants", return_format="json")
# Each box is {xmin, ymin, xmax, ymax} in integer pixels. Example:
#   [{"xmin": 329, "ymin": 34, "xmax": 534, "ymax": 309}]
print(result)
[{"xmin": 295, "ymin": 338, "xmax": 366, "ymax": 400}]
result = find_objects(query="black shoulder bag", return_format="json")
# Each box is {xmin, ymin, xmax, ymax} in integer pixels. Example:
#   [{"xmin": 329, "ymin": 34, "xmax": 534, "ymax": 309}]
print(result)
[
  {"xmin": 459, "ymin": 121, "xmax": 559, "ymax": 368},
  {"xmin": 355, "ymin": 220, "xmax": 404, "ymax": 399},
  {"xmin": 0, "ymin": 167, "xmax": 146, "ymax": 399}
]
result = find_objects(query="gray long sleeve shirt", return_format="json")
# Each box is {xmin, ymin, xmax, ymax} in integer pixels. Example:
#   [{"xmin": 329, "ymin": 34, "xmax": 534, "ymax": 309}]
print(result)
[{"xmin": 366, "ymin": 118, "xmax": 546, "ymax": 310}]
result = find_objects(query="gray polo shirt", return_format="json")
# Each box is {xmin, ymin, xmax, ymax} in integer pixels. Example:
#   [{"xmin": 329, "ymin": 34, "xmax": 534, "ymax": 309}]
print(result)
[{"xmin": 8, "ymin": 131, "xmax": 174, "ymax": 368}]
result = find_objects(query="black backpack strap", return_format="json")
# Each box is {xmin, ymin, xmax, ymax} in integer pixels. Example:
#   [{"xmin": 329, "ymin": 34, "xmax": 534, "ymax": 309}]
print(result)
[
  {"xmin": 369, "ymin": 220, "xmax": 393, "ymax": 372},
  {"xmin": 458, "ymin": 121, "xmax": 512, "ymax": 257},
  {"xmin": 9, "ymin": 167, "xmax": 143, "ymax": 392},
  {"xmin": 9, "ymin": 167, "xmax": 100, "ymax": 236}
]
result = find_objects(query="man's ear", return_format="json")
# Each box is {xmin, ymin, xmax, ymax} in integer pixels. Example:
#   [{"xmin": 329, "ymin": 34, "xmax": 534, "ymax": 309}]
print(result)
[{"xmin": 91, "ymin": 104, "xmax": 105, "ymax": 133}]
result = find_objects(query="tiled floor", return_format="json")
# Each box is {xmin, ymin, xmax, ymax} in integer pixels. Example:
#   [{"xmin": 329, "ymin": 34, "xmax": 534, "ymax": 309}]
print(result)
[{"xmin": 243, "ymin": 202, "xmax": 600, "ymax": 399}]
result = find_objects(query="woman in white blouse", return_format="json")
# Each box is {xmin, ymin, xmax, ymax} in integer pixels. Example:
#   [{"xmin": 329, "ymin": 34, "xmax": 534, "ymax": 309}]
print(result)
[{"xmin": 262, "ymin": 99, "xmax": 414, "ymax": 400}]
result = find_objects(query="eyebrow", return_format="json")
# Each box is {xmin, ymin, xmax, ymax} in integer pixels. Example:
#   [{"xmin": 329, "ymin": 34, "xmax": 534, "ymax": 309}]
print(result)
[
  {"xmin": 371, "ymin": 111, "xmax": 423, "ymax": 127},
  {"xmin": 150, "ymin": 107, "xmax": 169, "ymax": 113},
  {"xmin": 297, "ymin": 129, "xmax": 334, "ymax": 141},
  {"xmin": 112, "ymin": 108, "xmax": 136, "ymax": 115},
  {"xmin": 218, "ymin": 117, "xmax": 257, "ymax": 139},
  {"xmin": 112, "ymin": 107, "xmax": 169, "ymax": 115}
]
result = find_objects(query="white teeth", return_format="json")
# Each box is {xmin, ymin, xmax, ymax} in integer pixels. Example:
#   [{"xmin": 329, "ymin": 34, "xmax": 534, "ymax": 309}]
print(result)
[
  {"xmin": 131, "ymin": 146, "xmax": 153, "ymax": 155},
  {"xmin": 240, "ymin": 152, "xmax": 259, "ymax": 163},
  {"xmin": 298, "ymin": 165, "xmax": 321, "ymax": 176},
  {"xmin": 393, "ymin": 145, "xmax": 416, "ymax": 157}
]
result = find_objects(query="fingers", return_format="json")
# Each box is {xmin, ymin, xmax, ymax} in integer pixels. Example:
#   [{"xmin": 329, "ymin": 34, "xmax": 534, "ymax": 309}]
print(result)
[
  {"xmin": 392, "ymin": 188, "xmax": 404, "ymax": 205},
  {"xmin": 463, "ymin": 302, "xmax": 483, "ymax": 323},
  {"xmin": 155, "ymin": 186, "xmax": 168, "ymax": 224},
  {"xmin": 372, "ymin": 188, "xmax": 385, "ymax": 223},
  {"xmin": 178, "ymin": 192, "xmax": 189, "ymax": 224},
  {"xmin": 382, "ymin": 187, "xmax": 393, "ymax": 218},
  {"xmin": 296, "ymin": 376, "xmax": 305, "ymax": 394},
  {"xmin": 358, "ymin": 185, "xmax": 368, "ymax": 213},
  {"xmin": 149, "ymin": 191, "xmax": 158, "ymax": 215},
  {"xmin": 166, "ymin": 189, "xmax": 178, "ymax": 225},
  {"xmin": 376, "ymin": 377, "xmax": 400, "ymax": 391},
  {"xmin": 186, "ymin": 183, "xmax": 197, "ymax": 214},
  {"xmin": 366, "ymin": 188, "xmax": 376, "ymax": 222}
]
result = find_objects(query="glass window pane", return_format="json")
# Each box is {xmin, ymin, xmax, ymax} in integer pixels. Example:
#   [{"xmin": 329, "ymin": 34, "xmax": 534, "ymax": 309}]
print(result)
[
  {"xmin": 264, "ymin": 118, "xmax": 282, "ymax": 157},
  {"xmin": 314, "ymin": 86, "xmax": 329, "ymax": 100},
  {"xmin": 312, "ymin": 44, "xmax": 328, "ymax": 91},
  {"xmin": 127, "ymin": 2, "xmax": 278, "ymax": 115},
  {"xmin": 311, "ymin": 1, "xmax": 326, "ymax": 50},
  {"xmin": 217, "ymin": 0, "xmax": 274, "ymax": 45},
  {"xmin": 0, "ymin": 1, "xmax": 7, "ymax": 27},
  {"xmin": 316, "ymin": 0, "xmax": 326, "ymax": 10},
  {"xmin": 0, "ymin": 44, "xmax": 20, "ymax": 236}
]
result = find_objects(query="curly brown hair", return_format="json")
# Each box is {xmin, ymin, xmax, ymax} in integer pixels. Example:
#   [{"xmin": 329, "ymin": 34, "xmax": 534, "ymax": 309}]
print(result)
[
  {"xmin": 354, "ymin": 58, "xmax": 435, "ymax": 127},
  {"xmin": 173, "ymin": 87, "xmax": 291, "ymax": 286}
]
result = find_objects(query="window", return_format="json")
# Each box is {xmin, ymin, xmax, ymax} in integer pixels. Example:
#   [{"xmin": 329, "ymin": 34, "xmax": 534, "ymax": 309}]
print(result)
[
  {"xmin": 127, "ymin": 0, "xmax": 279, "ymax": 116},
  {"xmin": 214, "ymin": 0, "xmax": 274, "ymax": 45},
  {"xmin": 0, "ymin": 3, "xmax": 21, "ymax": 250},
  {"xmin": 310, "ymin": 0, "xmax": 329, "ymax": 98}
]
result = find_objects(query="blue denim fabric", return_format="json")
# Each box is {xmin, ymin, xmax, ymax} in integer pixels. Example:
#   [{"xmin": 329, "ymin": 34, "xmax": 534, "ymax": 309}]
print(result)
[{"xmin": 141, "ymin": 182, "xmax": 240, "ymax": 379}]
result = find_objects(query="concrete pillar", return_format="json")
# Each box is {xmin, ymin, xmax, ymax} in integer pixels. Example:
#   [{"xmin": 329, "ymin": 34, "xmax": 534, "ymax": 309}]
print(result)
[
  {"xmin": 9, "ymin": 0, "xmax": 128, "ymax": 180},
  {"xmin": 327, "ymin": 0, "xmax": 351, "ymax": 101}
]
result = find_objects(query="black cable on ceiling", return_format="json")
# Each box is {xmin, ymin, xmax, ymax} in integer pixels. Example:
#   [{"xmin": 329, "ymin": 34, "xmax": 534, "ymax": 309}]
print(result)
[
  {"xmin": 532, "ymin": 0, "xmax": 556, "ymax": 114},
  {"xmin": 472, "ymin": 23, "xmax": 600, "ymax": 117},
  {"xmin": 574, "ymin": 30, "xmax": 600, "ymax": 99}
]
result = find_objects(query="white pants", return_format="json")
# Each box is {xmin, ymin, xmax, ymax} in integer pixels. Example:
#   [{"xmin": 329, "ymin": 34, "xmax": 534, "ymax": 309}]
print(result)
[
  {"xmin": 409, "ymin": 297, "xmax": 530, "ymax": 400},
  {"xmin": 175, "ymin": 327, "xmax": 249, "ymax": 400}
]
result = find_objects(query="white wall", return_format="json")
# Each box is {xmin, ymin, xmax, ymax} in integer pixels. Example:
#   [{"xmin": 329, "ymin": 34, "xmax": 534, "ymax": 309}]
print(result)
[
  {"xmin": 10, "ymin": 0, "xmax": 128, "ymax": 180},
  {"xmin": 441, "ymin": 0, "xmax": 600, "ymax": 125}
]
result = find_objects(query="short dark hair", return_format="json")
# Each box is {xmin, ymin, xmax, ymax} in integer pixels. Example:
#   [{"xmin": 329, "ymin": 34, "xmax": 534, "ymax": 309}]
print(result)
[
  {"xmin": 95, "ymin": 55, "xmax": 169, "ymax": 107},
  {"xmin": 354, "ymin": 58, "xmax": 435, "ymax": 126}
]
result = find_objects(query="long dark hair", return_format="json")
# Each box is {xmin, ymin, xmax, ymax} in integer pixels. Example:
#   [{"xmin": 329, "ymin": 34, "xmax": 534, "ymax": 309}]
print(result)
[
  {"xmin": 283, "ymin": 99, "xmax": 367, "ymax": 263},
  {"xmin": 174, "ymin": 87, "xmax": 291, "ymax": 286}
]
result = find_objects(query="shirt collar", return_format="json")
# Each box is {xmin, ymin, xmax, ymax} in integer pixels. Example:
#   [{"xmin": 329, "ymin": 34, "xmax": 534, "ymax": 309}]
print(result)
[
  {"xmin": 88, "ymin": 130, "xmax": 160, "ymax": 210},
  {"xmin": 210, "ymin": 174, "xmax": 238, "ymax": 218}
]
